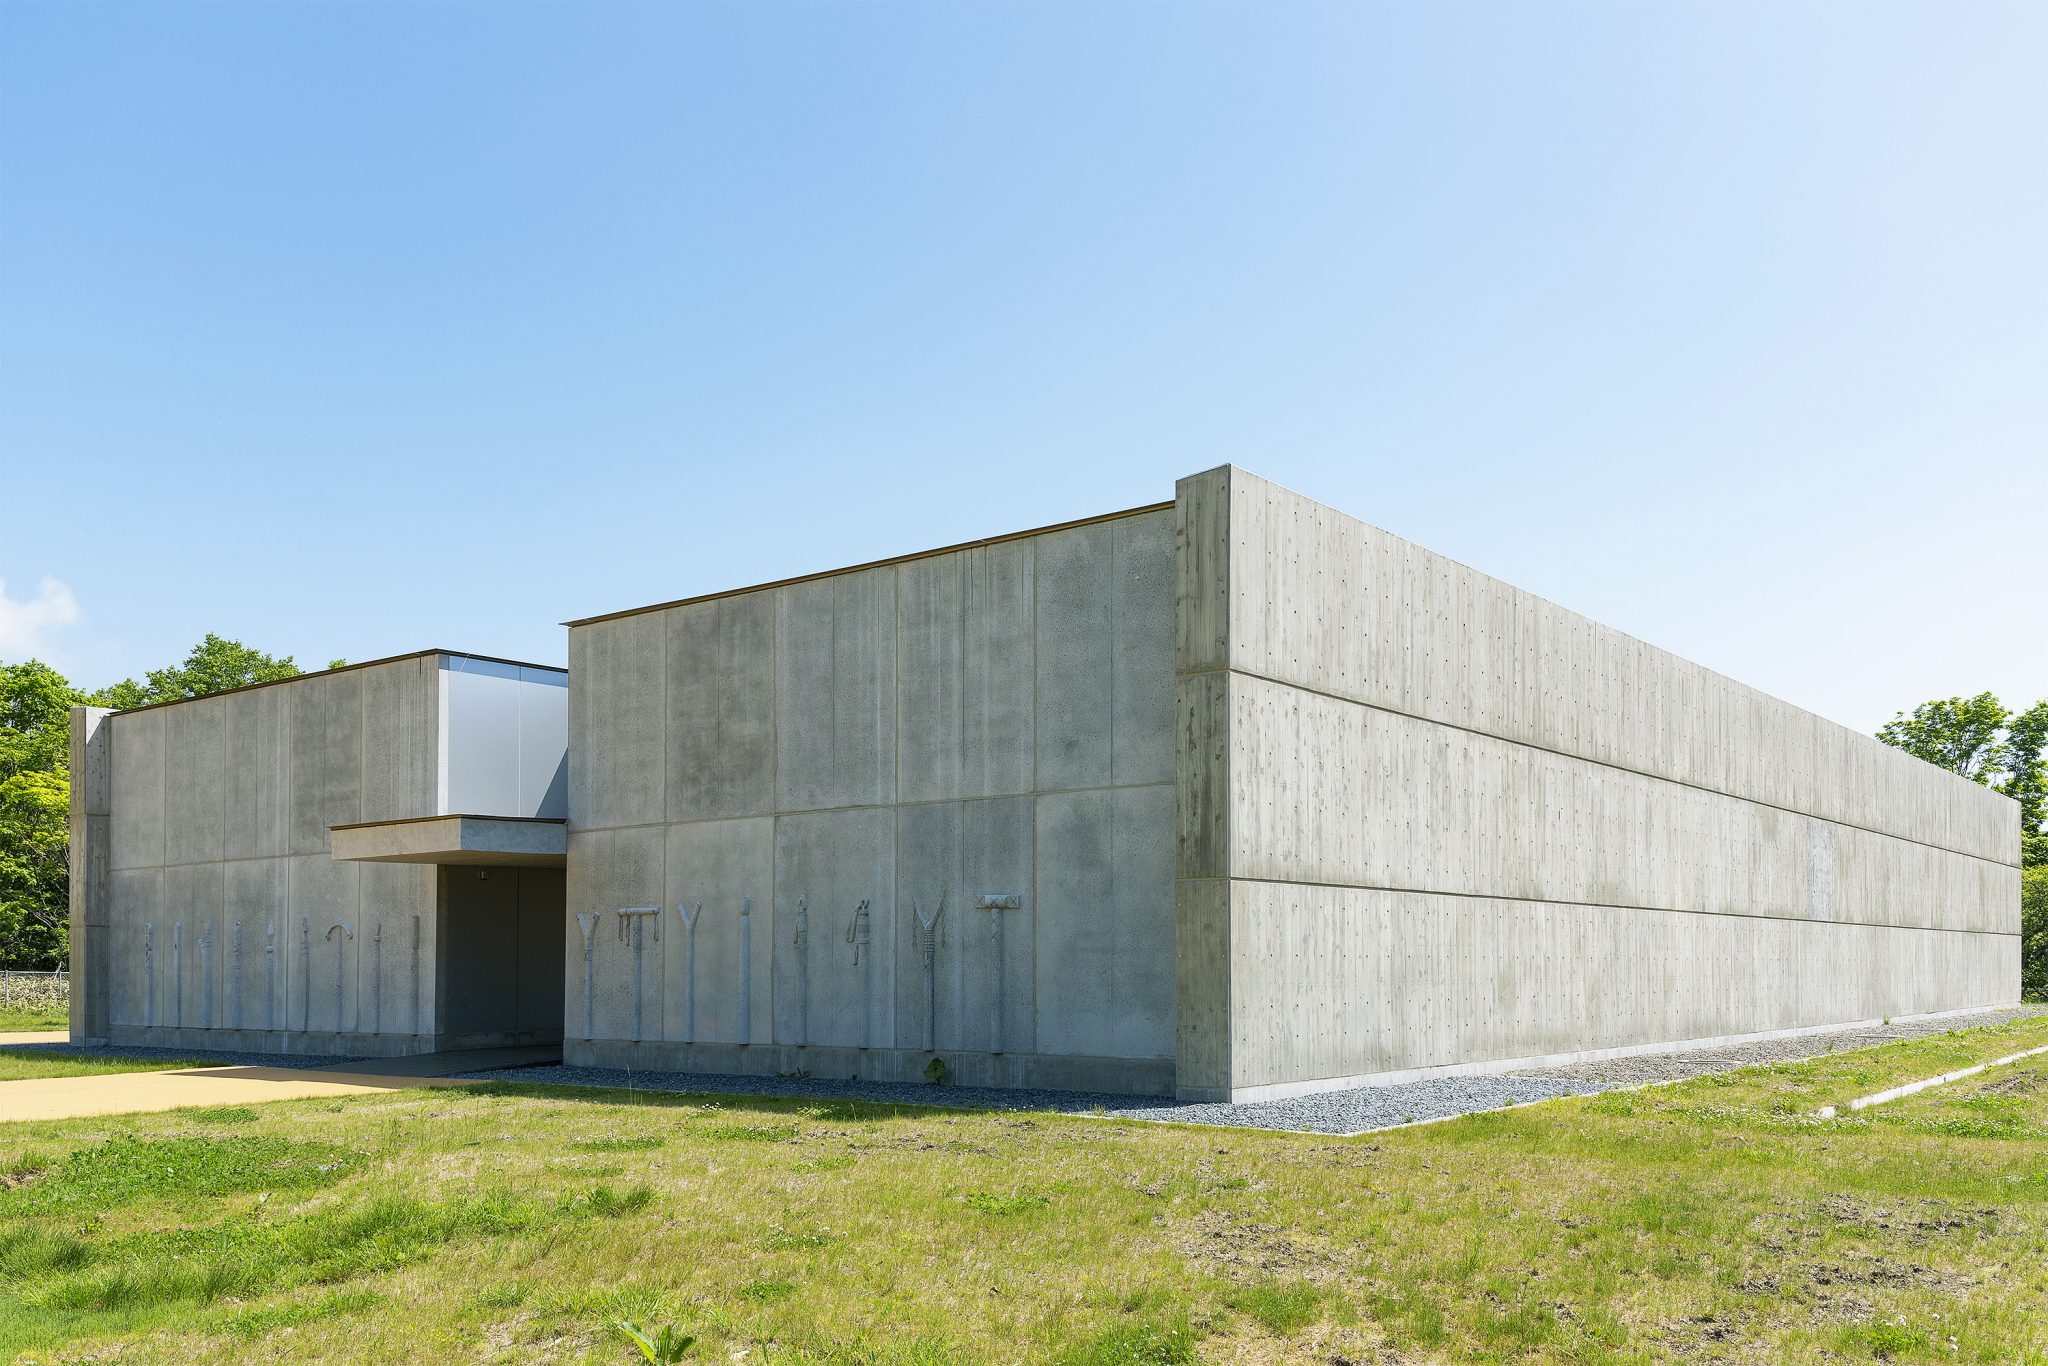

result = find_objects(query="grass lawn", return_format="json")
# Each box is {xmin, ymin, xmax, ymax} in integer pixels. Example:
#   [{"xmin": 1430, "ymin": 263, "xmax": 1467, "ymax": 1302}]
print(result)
[
  {"xmin": 2, "ymin": 1014, "xmax": 2045, "ymax": 1365},
  {"xmin": 0, "ymin": 1003, "xmax": 69, "ymax": 1032},
  {"xmin": 0, "ymin": 1050, "xmax": 223, "ymax": 1083}
]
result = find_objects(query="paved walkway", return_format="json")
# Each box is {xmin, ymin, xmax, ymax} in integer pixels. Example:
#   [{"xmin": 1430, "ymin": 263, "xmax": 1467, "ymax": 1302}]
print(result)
[
  {"xmin": 0, "ymin": 1044, "xmax": 558, "ymax": 1124},
  {"xmin": 0, "ymin": 1030, "xmax": 71, "ymax": 1046}
]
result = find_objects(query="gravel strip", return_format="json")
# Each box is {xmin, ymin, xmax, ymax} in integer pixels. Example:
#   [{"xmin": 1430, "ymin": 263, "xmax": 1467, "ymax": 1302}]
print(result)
[
  {"xmin": 460, "ymin": 1005, "xmax": 2044, "ymax": 1137},
  {"xmin": 0, "ymin": 1041, "xmax": 366, "ymax": 1071}
]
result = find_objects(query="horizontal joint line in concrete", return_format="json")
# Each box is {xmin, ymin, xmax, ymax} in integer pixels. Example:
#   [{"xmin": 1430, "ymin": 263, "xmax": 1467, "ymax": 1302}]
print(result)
[
  {"xmin": 1183, "ymin": 665, "xmax": 2018, "ymax": 870},
  {"xmin": 1198, "ymin": 874, "xmax": 2020, "ymax": 938},
  {"xmin": 570, "ymin": 780, "xmax": 1179, "ymax": 835}
]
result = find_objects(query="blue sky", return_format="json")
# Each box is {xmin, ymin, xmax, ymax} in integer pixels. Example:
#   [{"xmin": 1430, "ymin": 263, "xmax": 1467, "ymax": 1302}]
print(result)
[{"xmin": 2, "ymin": 2, "xmax": 2041, "ymax": 734}]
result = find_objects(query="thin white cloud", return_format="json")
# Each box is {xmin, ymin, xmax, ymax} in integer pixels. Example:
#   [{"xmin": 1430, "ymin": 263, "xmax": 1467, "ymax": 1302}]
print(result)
[{"xmin": 0, "ymin": 576, "xmax": 82, "ymax": 661}]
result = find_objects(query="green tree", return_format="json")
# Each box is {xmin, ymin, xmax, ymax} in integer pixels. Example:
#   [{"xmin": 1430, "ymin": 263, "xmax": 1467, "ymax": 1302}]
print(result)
[
  {"xmin": 2023, "ymin": 867, "xmax": 2048, "ymax": 1003},
  {"xmin": 0, "ymin": 660, "xmax": 84, "ymax": 781},
  {"xmin": 1877, "ymin": 692, "xmax": 2012, "ymax": 782},
  {"xmin": 0, "ymin": 769, "xmax": 70, "ymax": 968},
  {"xmin": 1878, "ymin": 693, "xmax": 2048, "ymax": 862},
  {"xmin": 94, "ymin": 632, "xmax": 304, "ymax": 708}
]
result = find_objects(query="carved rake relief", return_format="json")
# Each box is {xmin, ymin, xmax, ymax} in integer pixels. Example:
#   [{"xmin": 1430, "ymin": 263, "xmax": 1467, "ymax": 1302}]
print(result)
[
  {"xmin": 411, "ymin": 913, "xmax": 422, "ymax": 1036},
  {"xmin": 172, "ymin": 921, "xmax": 184, "ymax": 1027},
  {"xmin": 231, "ymin": 920, "xmax": 243, "ymax": 1029},
  {"xmin": 265, "ymin": 920, "xmax": 277, "ymax": 1030},
  {"xmin": 144, "ymin": 920, "xmax": 155, "ymax": 1027},
  {"xmin": 617, "ymin": 907, "xmax": 661, "ymax": 1042},
  {"xmin": 299, "ymin": 917, "xmax": 311, "ymax": 1032}
]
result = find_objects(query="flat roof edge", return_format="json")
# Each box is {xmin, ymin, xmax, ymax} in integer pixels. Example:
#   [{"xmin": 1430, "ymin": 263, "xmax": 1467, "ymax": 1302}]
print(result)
[
  {"xmin": 562, "ymin": 498, "xmax": 1176, "ymax": 629},
  {"xmin": 108, "ymin": 649, "xmax": 566, "ymax": 717}
]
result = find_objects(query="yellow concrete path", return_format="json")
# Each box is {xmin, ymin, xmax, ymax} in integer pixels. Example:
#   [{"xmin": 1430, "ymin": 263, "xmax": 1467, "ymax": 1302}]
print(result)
[
  {"xmin": 0, "ymin": 1030, "xmax": 71, "ymax": 1046},
  {"xmin": 0, "ymin": 1065, "xmax": 474, "ymax": 1123}
]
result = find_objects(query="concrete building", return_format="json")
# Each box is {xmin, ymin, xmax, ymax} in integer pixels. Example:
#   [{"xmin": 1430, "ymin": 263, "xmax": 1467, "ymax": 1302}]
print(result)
[{"xmin": 70, "ymin": 468, "xmax": 2022, "ymax": 1100}]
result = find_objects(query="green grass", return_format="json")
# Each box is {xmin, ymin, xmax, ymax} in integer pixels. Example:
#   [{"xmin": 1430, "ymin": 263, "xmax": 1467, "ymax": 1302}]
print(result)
[
  {"xmin": 0, "ymin": 1014, "xmax": 2044, "ymax": 1363},
  {"xmin": 0, "ymin": 1003, "xmax": 68, "ymax": 1033},
  {"xmin": 0, "ymin": 1048, "xmax": 219, "ymax": 1082}
]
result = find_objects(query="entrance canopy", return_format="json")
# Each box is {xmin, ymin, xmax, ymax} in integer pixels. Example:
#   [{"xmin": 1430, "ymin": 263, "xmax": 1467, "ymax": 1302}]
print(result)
[{"xmin": 329, "ymin": 814, "xmax": 566, "ymax": 867}]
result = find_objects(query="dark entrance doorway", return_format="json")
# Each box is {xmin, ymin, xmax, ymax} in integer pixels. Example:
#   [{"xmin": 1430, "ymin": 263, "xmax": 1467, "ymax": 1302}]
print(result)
[{"xmin": 436, "ymin": 866, "xmax": 565, "ymax": 1047}]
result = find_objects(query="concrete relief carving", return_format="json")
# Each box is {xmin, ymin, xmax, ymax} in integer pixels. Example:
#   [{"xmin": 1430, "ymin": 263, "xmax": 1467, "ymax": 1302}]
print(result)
[
  {"xmin": 230, "ymin": 920, "xmax": 243, "ymax": 1029},
  {"xmin": 199, "ymin": 921, "xmax": 213, "ymax": 1028},
  {"xmin": 911, "ymin": 895, "xmax": 944, "ymax": 1051},
  {"xmin": 575, "ymin": 910, "xmax": 600, "ymax": 1040},
  {"xmin": 977, "ymin": 894, "xmax": 1022, "ymax": 1053},
  {"xmin": 737, "ymin": 896, "xmax": 752, "ymax": 1045},
  {"xmin": 370, "ymin": 918, "xmax": 384, "ymax": 1034},
  {"xmin": 793, "ymin": 895, "xmax": 810, "ymax": 1046},
  {"xmin": 265, "ymin": 920, "xmax": 277, "ymax": 1029},
  {"xmin": 846, "ymin": 898, "xmax": 873, "ymax": 1049},
  {"xmin": 616, "ymin": 906, "xmax": 661, "ymax": 1042},
  {"xmin": 675, "ymin": 901, "xmax": 704, "ymax": 1042},
  {"xmin": 144, "ymin": 920, "xmax": 155, "ymax": 1027},
  {"xmin": 325, "ymin": 920, "xmax": 355, "ymax": 1035}
]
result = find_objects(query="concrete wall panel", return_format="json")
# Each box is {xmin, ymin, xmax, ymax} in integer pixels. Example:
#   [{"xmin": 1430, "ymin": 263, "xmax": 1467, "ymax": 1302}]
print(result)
[
  {"xmin": 161, "ymin": 862, "xmax": 225, "ymax": 1030},
  {"xmin": 565, "ymin": 825, "xmax": 667, "ymax": 1043},
  {"xmin": 666, "ymin": 595, "xmax": 777, "ymax": 823},
  {"xmin": 361, "ymin": 654, "xmax": 435, "ymax": 823},
  {"xmin": 359, "ymin": 862, "xmax": 432, "ymax": 1035},
  {"xmin": 1034, "ymin": 784, "xmax": 1175, "ymax": 1059},
  {"xmin": 163, "ymin": 699, "xmax": 226, "ymax": 866},
  {"xmin": 288, "ymin": 672, "xmax": 363, "ymax": 855},
  {"xmin": 107, "ymin": 868, "xmax": 160, "ymax": 1027},
  {"xmin": 663, "ymin": 817, "xmax": 775, "ymax": 1044},
  {"xmin": 570, "ymin": 616, "xmax": 667, "ymax": 831},
  {"xmin": 895, "ymin": 797, "xmax": 1033, "ymax": 1053},
  {"xmin": 110, "ymin": 709, "xmax": 165, "ymax": 871},
  {"xmin": 288, "ymin": 853, "xmax": 360, "ymax": 1035},
  {"xmin": 773, "ymin": 808, "xmax": 896, "ymax": 1050},
  {"xmin": 776, "ymin": 569, "xmax": 897, "ymax": 812},
  {"xmin": 1113, "ymin": 511, "xmax": 1176, "ymax": 787},
  {"xmin": 897, "ymin": 544, "xmax": 1035, "ymax": 803},
  {"xmin": 224, "ymin": 688, "xmax": 289, "ymax": 860},
  {"xmin": 1034, "ymin": 522, "xmax": 1115, "ymax": 791},
  {"xmin": 223, "ymin": 859, "xmax": 289, "ymax": 1031}
]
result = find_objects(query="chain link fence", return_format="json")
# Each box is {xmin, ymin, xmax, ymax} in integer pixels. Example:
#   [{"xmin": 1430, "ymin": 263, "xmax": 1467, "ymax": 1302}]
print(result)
[{"xmin": 0, "ymin": 969, "xmax": 69, "ymax": 1015}]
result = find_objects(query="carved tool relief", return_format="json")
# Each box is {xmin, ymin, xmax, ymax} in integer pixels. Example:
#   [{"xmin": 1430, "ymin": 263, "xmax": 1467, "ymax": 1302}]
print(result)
[
  {"xmin": 793, "ymin": 895, "xmax": 810, "ymax": 1046},
  {"xmin": 977, "ymin": 894, "xmax": 1022, "ymax": 1053},
  {"xmin": 575, "ymin": 911, "xmax": 599, "ymax": 1040},
  {"xmin": 199, "ymin": 921, "xmax": 213, "ymax": 1028},
  {"xmin": 265, "ymin": 920, "xmax": 277, "ymax": 1029},
  {"xmin": 299, "ymin": 917, "xmax": 311, "ymax": 1032},
  {"xmin": 912, "ymin": 895, "xmax": 944, "ymax": 1051},
  {"xmin": 847, "ymin": 898, "xmax": 873, "ymax": 1049},
  {"xmin": 617, "ymin": 906, "xmax": 661, "ymax": 1042},
  {"xmin": 325, "ymin": 921, "xmax": 354, "ymax": 1034},
  {"xmin": 231, "ymin": 920, "xmax": 243, "ymax": 1029},
  {"xmin": 410, "ymin": 913, "xmax": 422, "ymax": 1035},
  {"xmin": 173, "ymin": 921, "xmax": 184, "ymax": 1027},
  {"xmin": 144, "ymin": 920, "xmax": 155, "ymax": 1026},
  {"xmin": 371, "ymin": 918, "xmax": 384, "ymax": 1034},
  {"xmin": 737, "ymin": 896, "xmax": 752, "ymax": 1045},
  {"xmin": 676, "ymin": 901, "xmax": 703, "ymax": 1042}
]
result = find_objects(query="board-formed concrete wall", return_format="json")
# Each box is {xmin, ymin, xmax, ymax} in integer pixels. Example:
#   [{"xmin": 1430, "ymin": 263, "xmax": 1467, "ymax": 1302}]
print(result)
[
  {"xmin": 1176, "ymin": 466, "xmax": 2021, "ymax": 1101},
  {"xmin": 91, "ymin": 655, "xmax": 445, "ymax": 1055},
  {"xmin": 564, "ymin": 505, "xmax": 1179, "ymax": 1093}
]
